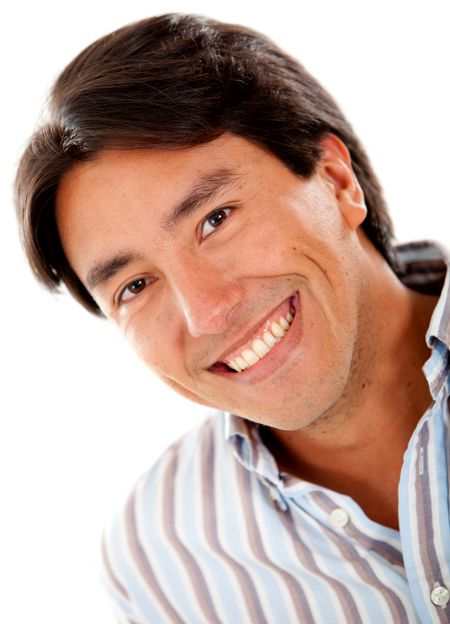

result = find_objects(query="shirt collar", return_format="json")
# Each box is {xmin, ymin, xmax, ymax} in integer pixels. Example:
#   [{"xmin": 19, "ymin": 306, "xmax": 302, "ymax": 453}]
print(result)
[
  {"xmin": 224, "ymin": 413, "xmax": 281, "ymax": 483},
  {"xmin": 423, "ymin": 252, "xmax": 450, "ymax": 399},
  {"xmin": 424, "ymin": 251, "xmax": 450, "ymax": 349},
  {"xmin": 393, "ymin": 240, "xmax": 450, "ymax": 348}
]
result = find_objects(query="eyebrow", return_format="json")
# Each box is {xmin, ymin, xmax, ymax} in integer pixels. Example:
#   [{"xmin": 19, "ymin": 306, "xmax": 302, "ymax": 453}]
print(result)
[
  {"xmin": 86, "ymin": 251, "xmax": 145, "ymax": 293},
  {"xmin": 163, "ymin": 168, "xmax": 241, "ymax": 229},
  {"xmin": 85, "ymin": 168, "xmax": 242, "ymax": 293}
]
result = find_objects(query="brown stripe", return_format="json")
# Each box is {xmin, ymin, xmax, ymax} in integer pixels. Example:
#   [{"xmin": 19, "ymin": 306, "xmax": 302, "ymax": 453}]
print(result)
[
  {"xmin": 200, "ymin": 419, "xmax": 269, "ymax": 623},
  {"xmin": 124, "ymin": 486, "xmax": 184, "ymax": 623},
  {"xmin": 396, "ymin": 240, "xmax": 441, "ymax": 254},
  {"xmin": 430, "ymin": 363, "xmax": 448, "ymax": 400},
  {"xmin": 438, "ymin": 281, "xmax": 450, "ymax": 344},
  {"xmin": 235, "ymin": 463, "xmax": 318, "ymax": 623},
  {"xmin": 162, "ymin": 447, "xmax": 223, "ymax": 624},
  {"xmin": 278, "ymin": 506, "xmax": 363, "ymax": 623},
  {"xmin": 311, "ymin": 492, "xmax": 404, "ymax": 567},
  {"xmin": 101, "ymin": 532, "xmax": 130, "ymax": 600},
  {"xmin": 415, "ymin": 422, "xmax": 450, "ymax": 624},
  {"xmin": 307, "ymin": 495, "xmax": 410, "ymax": 623},
  {"xmin": 401, "ymin": 262, "xmax": 445, "ymax": 276}
]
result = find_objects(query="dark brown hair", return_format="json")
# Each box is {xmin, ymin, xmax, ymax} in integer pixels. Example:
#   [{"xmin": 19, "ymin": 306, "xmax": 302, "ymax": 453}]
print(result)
[{"xmin": 15, "ymin": 13, "xmax": 394, "ymax": 316}]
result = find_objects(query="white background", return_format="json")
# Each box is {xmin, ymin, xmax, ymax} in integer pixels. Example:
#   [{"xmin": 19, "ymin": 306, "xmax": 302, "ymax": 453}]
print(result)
[{"xmin": 1, "ymin": 1, "xmax": 449, "ymax": 622}]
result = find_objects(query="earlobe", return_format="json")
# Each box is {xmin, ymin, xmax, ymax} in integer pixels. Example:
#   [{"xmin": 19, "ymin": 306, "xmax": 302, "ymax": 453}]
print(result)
[
  {"xmin": 341, "ymin": 197, "xmax": 367, "ymax": 230},
  {"xmin": 319, "ymin": 134, "xmax": 367, "ymax": 230}
]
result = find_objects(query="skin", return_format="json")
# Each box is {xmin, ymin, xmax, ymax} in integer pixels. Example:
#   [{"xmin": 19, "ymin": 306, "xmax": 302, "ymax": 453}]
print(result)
[{"xmin": 56, "ymin": 133, "xmax": 437, "ymax": 528}]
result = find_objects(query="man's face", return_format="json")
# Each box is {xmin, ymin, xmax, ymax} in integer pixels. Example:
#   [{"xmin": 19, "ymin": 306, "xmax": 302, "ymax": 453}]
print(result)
[{"xmin": 56, "ymin": 133, "xmax": 368, "ymax": 430}]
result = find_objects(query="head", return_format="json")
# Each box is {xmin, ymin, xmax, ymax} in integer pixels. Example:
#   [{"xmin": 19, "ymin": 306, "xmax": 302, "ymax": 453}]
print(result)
[{"xmin": 15, "ymin": 14, "xmax": 395, "ymax": 428}]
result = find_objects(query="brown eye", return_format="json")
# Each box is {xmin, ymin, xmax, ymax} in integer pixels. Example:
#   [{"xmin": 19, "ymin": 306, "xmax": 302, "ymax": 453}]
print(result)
[
  {"xmin": 201, "ymin": 207, "xmax": 232, "ymax": 239},
  {"xmin": 118, "ymin": 278, "xmax": 150, "ymax": 304}
]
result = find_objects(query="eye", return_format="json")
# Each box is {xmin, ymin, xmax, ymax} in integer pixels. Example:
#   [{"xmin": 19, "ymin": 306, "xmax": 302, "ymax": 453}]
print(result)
[
  {"xmin": 200, "ymin": 207, "xmax": 232, "ymax": 239},
  {"xmin": 117, "ymin": 277, "xmax": 153, "ymax": 304}
]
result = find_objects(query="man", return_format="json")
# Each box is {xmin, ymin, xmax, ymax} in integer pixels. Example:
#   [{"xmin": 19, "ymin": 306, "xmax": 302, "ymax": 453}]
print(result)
[{"xmin": 15, "ymin": 13, "xmax": 449, "ymax": 624}]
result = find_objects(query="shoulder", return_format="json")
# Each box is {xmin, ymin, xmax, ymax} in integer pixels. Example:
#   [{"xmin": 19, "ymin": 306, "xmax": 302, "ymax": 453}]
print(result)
[
  {"xmin": 101, "ymin": 411, "xmax": 231, "ymax": 621},
  {"xmin": 129, "ymin": 410, "xmax": 230, "ymax": 516},
  {"xmin": 136, "ymin": 408, "xmax": 230, "ymax": 496}
]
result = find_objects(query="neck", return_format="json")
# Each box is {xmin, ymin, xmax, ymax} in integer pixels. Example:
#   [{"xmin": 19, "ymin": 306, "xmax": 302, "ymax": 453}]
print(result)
[{"xmin": 263, "ymin": 249, "xmax": 438, "ymax": 530}]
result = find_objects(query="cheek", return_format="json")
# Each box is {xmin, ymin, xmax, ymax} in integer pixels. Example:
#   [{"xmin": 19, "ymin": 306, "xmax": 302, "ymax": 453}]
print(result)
[
  {"xmin": 121, "ymin": 311, "xmax": 213, "ymax": 408},
  {"xmin": 244, "ymin": 196, "xmax": 343, "ymax": 268},
  {"xmin": 121, "ymin": 307, "xmax": 179, "ymax": 373}
]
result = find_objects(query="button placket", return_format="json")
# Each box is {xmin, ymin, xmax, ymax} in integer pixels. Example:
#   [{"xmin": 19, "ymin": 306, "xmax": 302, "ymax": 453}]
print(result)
[{"xmin": 260, "ymin": 476, "xmax": 288, "ymax": 512}]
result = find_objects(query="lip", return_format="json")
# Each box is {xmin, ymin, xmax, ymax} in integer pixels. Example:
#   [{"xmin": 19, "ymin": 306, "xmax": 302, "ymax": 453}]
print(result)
[{"xmin": 208, "ymin": 291, "xmax": 300, "ymax": 384}]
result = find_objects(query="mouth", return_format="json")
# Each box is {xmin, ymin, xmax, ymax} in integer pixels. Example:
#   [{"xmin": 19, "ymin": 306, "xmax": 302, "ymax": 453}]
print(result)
[{"xmin": 208, "ymin": 292, "xmax": 298, "ymax": 376}]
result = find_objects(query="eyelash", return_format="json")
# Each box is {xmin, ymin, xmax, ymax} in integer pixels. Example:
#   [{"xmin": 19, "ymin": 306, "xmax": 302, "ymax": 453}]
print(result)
[
  {"xmin": 117, "ymin": 277, "xmax": 153, "ymax": 305},
  {"xmin": 200, "ymin": 207, "xmax": 233, "ymax": 239}
]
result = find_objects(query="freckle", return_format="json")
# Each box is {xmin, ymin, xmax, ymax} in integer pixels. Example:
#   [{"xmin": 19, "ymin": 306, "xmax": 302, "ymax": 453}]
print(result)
[
  {"xmin": 361, "ymin": 382, "xmax": 366, "ymax": 389},
  {"xmin": 292, "ymin": 246, "xmax": 297, "ymax": 251},
  {"xmin": 407, "ymin": 381, "xmax": 412, "ymax": 387}
]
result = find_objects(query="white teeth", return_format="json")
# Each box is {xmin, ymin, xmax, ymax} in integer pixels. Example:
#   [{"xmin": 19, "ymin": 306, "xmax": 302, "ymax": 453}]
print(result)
[
  {"xmin": 263, "ymin": 331, "xmax": 277, "ymax": 347},
  {"xmin": 241, "ymin": 349, "xmax": 260, "ymax": 366},
  {"xmin": 279, "ymin": 317, "xmax": 289, "ymax": 330},
  {"xmin": 271, "ymin": 321, "xmax": 285, "ymax": 338},
  {"xmin": 224, "ymin": 303, "xmax": 297, "ymax": 373},
  {"xmin": 252, "ymin": 339, "xmax": 270, "ymax": 357},
  {"xmin": 235, "ymin": 355, "xmax": 248, "ymax": 370}
]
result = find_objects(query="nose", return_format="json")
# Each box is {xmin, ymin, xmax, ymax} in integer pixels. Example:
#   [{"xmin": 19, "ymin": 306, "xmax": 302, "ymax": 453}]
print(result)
[{"xmin": 169, "ymin": 262, "xmax": 243, "ymax": 337}]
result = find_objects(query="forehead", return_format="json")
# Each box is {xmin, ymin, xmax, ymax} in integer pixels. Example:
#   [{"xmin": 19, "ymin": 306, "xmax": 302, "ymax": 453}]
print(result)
[
  {"xmin": 56, "ymin": 134, "xmax": 269, "ymax": 230},
  {"xmin": 57, "ymin": 133, "xmax": 268, "ymax": 203},
  {"xmin": 56, "ymin": 134, "xmax": 286, "ymax": 232}
]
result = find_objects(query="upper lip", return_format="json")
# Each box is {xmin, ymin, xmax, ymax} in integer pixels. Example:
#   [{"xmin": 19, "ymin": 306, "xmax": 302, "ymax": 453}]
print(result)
[{"xmin": 209, "ymin": 293, "xmax": 295, "ymax": 367}]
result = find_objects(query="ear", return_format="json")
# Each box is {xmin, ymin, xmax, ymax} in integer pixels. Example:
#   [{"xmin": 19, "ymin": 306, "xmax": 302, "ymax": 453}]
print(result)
[{"xmin": 318, "ymin": 134, "xmax": 367, "ymax": 230}]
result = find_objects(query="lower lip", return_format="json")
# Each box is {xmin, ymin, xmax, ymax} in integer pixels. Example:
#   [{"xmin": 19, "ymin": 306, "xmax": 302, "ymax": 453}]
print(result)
[{"xmin": 210, "ymin": 292, "xmax": 301, "ymax": 384}]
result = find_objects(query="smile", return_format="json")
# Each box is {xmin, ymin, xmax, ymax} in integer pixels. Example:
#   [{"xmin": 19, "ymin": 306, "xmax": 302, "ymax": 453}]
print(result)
[{"xmin": 210, "ymin": 294, "xmax": 297, "ymax": 374}]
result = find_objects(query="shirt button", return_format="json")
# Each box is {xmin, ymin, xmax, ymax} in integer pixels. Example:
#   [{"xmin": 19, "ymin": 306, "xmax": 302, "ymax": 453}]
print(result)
[
  {"xmin": 430, "ymin": 586, "xmax": 450, "ymax": 607},
  {"xmin": 268, "ymin": 485, "xmax": 280, "ymax": 501},
  {"xmin": 268, "ymin": 485, "xmax": 288, "ymax": 511},
  {"xmin": 330, "ymin": 508, "xmax": 350, "ymax": 528}
]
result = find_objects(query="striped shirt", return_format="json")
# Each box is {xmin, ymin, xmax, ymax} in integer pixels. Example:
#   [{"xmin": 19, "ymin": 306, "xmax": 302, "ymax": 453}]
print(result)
[{"xmin": 102, "ymin": 241, "xmax": 450, "ymax": 624}]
